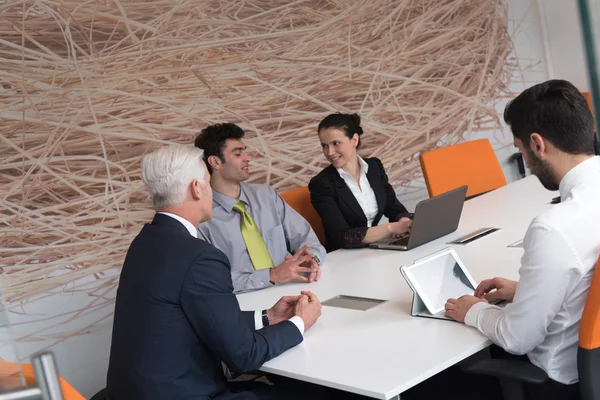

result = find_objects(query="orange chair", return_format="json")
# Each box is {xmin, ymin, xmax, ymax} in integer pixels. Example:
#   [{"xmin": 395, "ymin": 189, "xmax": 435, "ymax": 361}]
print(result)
[
  {"xmin": 281, "ymin": 186, "xmax": 325, "ymax": 245},
  {"xmin": 583, "ymin": 92, "xmax": 594, "ymax": 118},
  {"xmin": 582, "ymin": 91, "xmax": 599, "ymax": 157},
  {"xmin": 0, "ymin": 360, "xmax": 85, "ymax": 399},
  {"xmin": 419, "ymin": 138, "xmax": 507, "ymax": 198},
  {"xmin": 577, "ymin": 256, "xmax": 600, "ymax": 400}
]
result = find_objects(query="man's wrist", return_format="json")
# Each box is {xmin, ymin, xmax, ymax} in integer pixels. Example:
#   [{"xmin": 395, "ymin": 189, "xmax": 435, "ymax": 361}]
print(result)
[
  {"xmin": 266, "ymin": 308, "xmax": 283, "ymax": 325},
  {"xmin": 262, "ymin": 309, "xmax": 270, "ymax": 327},
  {"xmin": 269, "ymin": 267, "xmax": 277, "ymax": 285}
]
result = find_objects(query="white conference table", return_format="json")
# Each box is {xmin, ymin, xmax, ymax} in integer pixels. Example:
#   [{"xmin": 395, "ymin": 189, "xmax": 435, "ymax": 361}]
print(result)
[{"xmin": 237, "ymin": 176, "xmax": 557, "ymax": 399}]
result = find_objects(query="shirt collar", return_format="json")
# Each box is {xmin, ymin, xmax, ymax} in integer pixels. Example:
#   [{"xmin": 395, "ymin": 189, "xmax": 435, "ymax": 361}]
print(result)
[
  {"xmin": 336, "ymin": 156, "xmax": 369, "ymax": 178},
  {"xmin": 212, "ymin": 183, "xmax": 250, "ymax": 213},
  {"xmin": 157, "ymin": 212, "xmax": 198, "ymax": 238},
  {"xmin": 558, "ymin": 156, "xmax": 600, "ymax": 200}
]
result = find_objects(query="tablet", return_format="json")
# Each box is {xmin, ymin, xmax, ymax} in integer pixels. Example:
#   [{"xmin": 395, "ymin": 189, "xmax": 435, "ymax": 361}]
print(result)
[{"xmin": 400, "ymin": 248, "xmax": 478, "ymax": 315}]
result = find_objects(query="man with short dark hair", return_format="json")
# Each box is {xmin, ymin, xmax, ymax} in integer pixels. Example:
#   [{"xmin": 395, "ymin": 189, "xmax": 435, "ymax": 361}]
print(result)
[
  {"xmin": 445, "ymin": 80, "xmax": 600, "ymax": 400},
  {"xmin": 195, "ymin": 123, "xmax": 326, "ymax": 293}
]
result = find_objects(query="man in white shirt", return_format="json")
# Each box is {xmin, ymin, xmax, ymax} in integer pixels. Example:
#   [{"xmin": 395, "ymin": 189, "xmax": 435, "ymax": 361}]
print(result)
[{"xmin": 445, "ymin": 80, "xmax": 600, "ymax": 400}]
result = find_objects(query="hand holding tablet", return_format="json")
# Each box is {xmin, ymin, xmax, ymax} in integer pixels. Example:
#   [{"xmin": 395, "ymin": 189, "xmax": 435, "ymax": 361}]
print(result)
[{"xmin": 400, "ymin": 248, "xmax": 481, "ymax": 320}]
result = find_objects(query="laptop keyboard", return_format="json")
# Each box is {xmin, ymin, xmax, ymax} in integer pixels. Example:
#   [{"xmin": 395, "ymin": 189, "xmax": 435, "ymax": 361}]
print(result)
[{"xmin": 389, "ymin": 234, "xmax": 410, "ymax": 246}]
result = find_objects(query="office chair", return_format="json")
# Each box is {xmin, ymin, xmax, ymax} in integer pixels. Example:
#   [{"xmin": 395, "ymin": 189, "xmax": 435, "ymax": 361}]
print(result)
[
  {"xmin": 89, "ymin": 388, "xmax": 106, "ymax": 400},
  {"xmin": 462, "ymin": 256, "xmax": 600, "ymax": 400},
  {"xmin": 419, "ymin": 139, "xmax": 507, "ymax": 199},
  {"xmin": 0, "ymin": 353, "xmax": 85, "ymax": 400},
  {"xmin": 280, "ymin": 186, "xmax": 326, "ymax": 244},
  {"xmin": 581, "ymin": 92, "xmax": 599, "ymax": 155}
]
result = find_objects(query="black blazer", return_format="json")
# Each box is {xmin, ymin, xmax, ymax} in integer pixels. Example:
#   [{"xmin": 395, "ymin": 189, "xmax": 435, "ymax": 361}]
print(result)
[
  {"xmin": 107, "ymin": 213, "xmax": 302, "ymax": 400},
  {"xmin": 309, "ymin": 157, "xmax": 409, "ymax": 252}
]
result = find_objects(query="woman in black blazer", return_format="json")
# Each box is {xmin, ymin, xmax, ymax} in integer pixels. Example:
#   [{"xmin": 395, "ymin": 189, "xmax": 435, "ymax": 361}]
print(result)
[{"xmin": 309, "ymin": 113, "xmax": 413, "ymax": 252}]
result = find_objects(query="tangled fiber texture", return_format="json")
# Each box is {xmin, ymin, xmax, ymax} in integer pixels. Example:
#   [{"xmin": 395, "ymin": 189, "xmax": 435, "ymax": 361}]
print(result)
[{"xmin": 0, "ymin": 0, "xmax": 512, "ymax": 337}]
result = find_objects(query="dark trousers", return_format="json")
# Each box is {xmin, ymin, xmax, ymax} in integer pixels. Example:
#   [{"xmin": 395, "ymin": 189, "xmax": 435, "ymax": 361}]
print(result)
[
  {"xmin": 489, "ymin": 345, "xmax": 580, "ymax": 400},
  {"xmin": 401, "ymin": 353, "xmax": 503, "ymax": 400},
  {"xmin": 214, "ymin": 376, "xmax": 331, "ymax": 400},
  {"xmin": 401, "ymin": 346, "xmax": 580, "ymax": 400}
]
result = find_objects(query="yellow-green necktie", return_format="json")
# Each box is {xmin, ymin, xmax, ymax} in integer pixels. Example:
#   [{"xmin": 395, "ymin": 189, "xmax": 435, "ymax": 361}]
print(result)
[{"xmin": 232, "ymin": 200, "xmax": 274, "ymax": 270}]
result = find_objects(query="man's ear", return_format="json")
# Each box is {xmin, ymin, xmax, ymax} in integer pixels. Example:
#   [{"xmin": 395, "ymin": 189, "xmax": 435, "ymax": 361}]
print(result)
[
  {"xmin": 207, "ymin": 155, "xmax": 222, "ymax": 171},
  {"xmin": 529, "ymin": 133, "xmax": 546, "ymax": 156},
  {"xmin": 190, "ymin": 179, "xmax": 202, "ymax": 200}
]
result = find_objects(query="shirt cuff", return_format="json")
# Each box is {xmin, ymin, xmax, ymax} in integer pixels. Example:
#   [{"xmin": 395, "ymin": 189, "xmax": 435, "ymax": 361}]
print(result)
[
  {"xmin": 254, "ymin": 312, "xmax": 304, "ymax": 336},
  {"xmin": 464, "ymin": 301, "xmax": 494, "ymax": 327},
  {"xmin": 258, "ymin": 268, "xmax": 274, "ymax": 288},
  {"xmin": 254, "ymin": 310, "xmax": 263, "ymax": 330},
  {"xmin": 288, "ymin": 316, "xmax": 305, "ymax": 336}
]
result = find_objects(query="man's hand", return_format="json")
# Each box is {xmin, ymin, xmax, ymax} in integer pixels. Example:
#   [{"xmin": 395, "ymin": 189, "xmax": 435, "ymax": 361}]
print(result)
[
  {"xmin": 474, "ymin": 277, "xmax": 518, "ymax": 302},
  {"xmin": 298, "ymin": 246, "xmax": 321, "ymax": 282},
  {"xmin": 267, "ymin": 295, "xmax": 302, "ymax": 325},
  {"xmin": 294, "ymin": 291, "xmax": 322, "ymax": 330},
  {"xmin": 269, "ymin": 245, "xmax": 319, "ymax": 284},
  {"xmin": 445, "ymin": 295, "xmax": 487, "ymax": 323}
]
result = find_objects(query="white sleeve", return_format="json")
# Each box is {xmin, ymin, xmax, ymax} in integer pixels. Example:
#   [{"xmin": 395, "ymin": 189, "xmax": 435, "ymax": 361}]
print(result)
[
  {"xmin": 254, "ymin": 310, "xmax": 263, "ymax": 330},
  {"xmin": 464, "ymin": 222, "xmax": 579, "ymax": 355},
  {"xmin": 288, "ymin": 316, "xmax": 305, "ymax": 335}
]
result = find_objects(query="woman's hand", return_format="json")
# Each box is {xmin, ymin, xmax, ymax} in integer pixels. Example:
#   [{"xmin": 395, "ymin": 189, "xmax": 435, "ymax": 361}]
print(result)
[{"xmin": 387, "ymin": 217, "xmax": 412, "ymax": 238}]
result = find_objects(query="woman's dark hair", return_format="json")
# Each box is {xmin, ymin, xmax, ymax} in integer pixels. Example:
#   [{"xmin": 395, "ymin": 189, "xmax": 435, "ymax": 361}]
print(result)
[
  {"xmin": 318, "ymin": 113, "xmax": 364, "ymax": 149},
  {"xmin": 504, "ymin": 79, "xmax": 595, "ymax": 155}
]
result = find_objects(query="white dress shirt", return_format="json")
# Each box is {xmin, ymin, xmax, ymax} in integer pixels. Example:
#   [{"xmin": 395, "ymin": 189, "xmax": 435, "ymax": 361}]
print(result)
[
  {"xmin": 157, "ymin": 212, "xmax": 304, "ymax": 334},
  {"xmin": 337, "ymin": 156, "xmax": 379, "ymax": 227},
  {"xmin": 465, "ymin": 156, "xmax": 600, "ymax": 384}
]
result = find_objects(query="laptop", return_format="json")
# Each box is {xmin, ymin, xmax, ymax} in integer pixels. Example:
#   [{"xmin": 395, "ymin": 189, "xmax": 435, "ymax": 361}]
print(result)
[{"xmin": 369, "ymin": 185, "xmax": 467, "ymax": 251}]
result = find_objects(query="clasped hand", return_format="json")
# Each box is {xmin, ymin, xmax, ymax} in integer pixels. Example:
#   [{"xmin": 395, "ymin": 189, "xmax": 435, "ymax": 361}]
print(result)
[
  {"xmin": 268, "ymin": 291, "xmax": 322, "ymax": 330},
  {"xmin": 269, "ymin": 245, "xmax": 320, "ymax": 284}
]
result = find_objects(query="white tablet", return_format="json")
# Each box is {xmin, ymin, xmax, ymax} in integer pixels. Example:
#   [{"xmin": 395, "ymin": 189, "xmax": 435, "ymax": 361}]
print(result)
[{"xmin": 400, "ymin": 248, "xmax": 478, "ymax": 315}]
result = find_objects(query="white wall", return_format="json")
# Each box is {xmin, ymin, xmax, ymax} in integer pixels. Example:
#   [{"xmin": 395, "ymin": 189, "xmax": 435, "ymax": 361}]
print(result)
[{"xmin": 538, "ymin": 0, "xmax": 590, "ymax": 91}]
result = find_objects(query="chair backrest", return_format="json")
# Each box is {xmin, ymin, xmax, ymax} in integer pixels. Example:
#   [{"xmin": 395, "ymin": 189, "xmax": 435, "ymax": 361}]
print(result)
[
  {"xmin": 280, "ymin": 186, "xmax": 325, "ymax": 245},
  {"xmin": 0, "ymin": 361, "xmax": 85, "ymax": 400},
  {"xmin": 419, "ymin": 138, "xmax": 507, "ymax": 198},
  {"xmin": 578, "ymin": 257, "xmax": 600, "ymax": 400},
  {"xmin": 582, "ymin": 92, "xmax": 594, "ymax": 118}
]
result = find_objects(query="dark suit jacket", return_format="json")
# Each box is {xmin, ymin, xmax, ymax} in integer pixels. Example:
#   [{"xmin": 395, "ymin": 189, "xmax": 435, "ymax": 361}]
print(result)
[
  {"xmin": 308, "ymin": 157, "xmax": 409, "ymax": 252},
  {"xmin": 107, "ymin": 213, "xmax": 302, "ymax": 400}
]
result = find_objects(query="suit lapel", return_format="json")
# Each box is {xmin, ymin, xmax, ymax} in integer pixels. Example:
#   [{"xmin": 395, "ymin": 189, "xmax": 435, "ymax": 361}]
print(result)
[
  {"xmin": 366, "ymin": 160, "xmax": 386, "ymax": 222},
  {"xmin": 327, "ymin": 166, "xmax": 367, "ymax": 223}
]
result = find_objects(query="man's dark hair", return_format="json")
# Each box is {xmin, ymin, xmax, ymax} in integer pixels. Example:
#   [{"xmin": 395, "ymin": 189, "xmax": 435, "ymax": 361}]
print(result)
[
  {"xmin": 503, "ymin": 79, "xmax": 595, "ymax": 155},
  {"xmin": 194, "ymin": 123, "xmax": 245, "ymax": 174}
]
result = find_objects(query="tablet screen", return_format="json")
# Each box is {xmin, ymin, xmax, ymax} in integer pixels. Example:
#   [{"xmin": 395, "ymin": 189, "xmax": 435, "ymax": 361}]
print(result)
[{"xmin": 407, "ymin": 251, "xmax": 476, "ymax": 313}]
